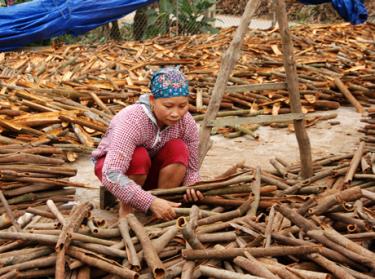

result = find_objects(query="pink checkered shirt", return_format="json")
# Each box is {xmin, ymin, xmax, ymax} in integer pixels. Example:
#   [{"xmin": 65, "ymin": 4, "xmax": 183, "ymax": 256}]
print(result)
[{"xmin": 91, "ymin": 99, "xmax": 200, "ymax": 212}]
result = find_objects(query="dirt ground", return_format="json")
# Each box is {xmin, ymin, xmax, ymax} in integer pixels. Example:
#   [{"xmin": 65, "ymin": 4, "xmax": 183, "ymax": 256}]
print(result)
[{"xmin": 71, "ymin": 106, "xmax": 362, "ymax": 207}]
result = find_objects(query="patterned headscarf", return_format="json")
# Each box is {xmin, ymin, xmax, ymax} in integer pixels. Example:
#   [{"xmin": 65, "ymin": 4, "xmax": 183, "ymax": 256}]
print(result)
[{"xmin": 150, "ymin": 67, "xmax": 189, "ymax": 99}]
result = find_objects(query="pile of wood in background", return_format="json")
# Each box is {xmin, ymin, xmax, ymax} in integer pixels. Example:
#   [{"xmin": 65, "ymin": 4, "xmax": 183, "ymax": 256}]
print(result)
[
  {"xmin": 0, "ymin": 142, "xmax": 374, "ymax": 278},
  {"xmin": 0, "ymin": 146, "xmax": 96, "ymax": 229},
  {"xmin": 0, "ymin": 23, "xmax": 374, "ymax": 150},
  {"xmin": 217, "ymin": 0, "xmax": 375, "ymax": 22}
]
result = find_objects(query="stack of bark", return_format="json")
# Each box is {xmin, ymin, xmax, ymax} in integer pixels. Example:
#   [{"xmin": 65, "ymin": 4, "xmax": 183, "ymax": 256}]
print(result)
[
  {"xmin": 0, "ymin": 146, "xmax": 97, "ymax": 231},
  {"xmin": 0, "ymin": 23, "xmax": 372, "ymax": 146},
  {"xmin": 0, "ymin": 142, "xmax": 373, "ymax": 278},
  {"xmin": 360, "ymin": 107, "xmax": 375, "ymax": 150},
  {"xmin": 0, "ymin": 23, "xmax": 373, "ymax": 117},
  {"xmin": 0, "ymin": 87, "xmax": 110, "ymax": 160}
]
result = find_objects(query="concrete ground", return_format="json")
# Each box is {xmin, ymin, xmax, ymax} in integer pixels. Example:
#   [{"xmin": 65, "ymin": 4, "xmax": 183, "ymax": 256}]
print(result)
[{"xmin": 71, "ymin": 106, "xmax": 363, "ymax": 207}]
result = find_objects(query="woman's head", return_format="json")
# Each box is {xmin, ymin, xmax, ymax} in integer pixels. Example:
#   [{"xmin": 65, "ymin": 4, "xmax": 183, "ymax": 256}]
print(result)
[{"xmin": 149, "ymin": 67, "xmax": 190, "ymax": 127}]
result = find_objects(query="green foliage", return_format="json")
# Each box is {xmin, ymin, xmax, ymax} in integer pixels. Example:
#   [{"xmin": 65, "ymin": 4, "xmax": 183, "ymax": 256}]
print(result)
[{"xmin": 142, "ymin": 0, "xmax": 218, "ymax": 39}]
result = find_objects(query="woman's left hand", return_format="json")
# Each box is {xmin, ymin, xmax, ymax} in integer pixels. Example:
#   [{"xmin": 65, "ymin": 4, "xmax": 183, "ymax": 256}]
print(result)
[{"xmin": 183, "ymin": 188, "xmax": 204, "ymax": 203}]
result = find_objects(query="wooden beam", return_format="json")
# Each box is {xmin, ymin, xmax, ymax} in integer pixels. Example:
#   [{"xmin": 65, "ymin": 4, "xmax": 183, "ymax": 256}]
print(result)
[
  {"xmin": 225, "ymin": 82, "xmax": 287, "ymax": 93},
  {"xmin": 198, "ymin": 0, "xmax": 261, "ymax": 166},
  {"xmin": 275, "ymin": 0, "xmax": 313, "ymax": 178},
  {"xmin": 208, "ymin": 113, "xmax": 304, "ymax": 127}
]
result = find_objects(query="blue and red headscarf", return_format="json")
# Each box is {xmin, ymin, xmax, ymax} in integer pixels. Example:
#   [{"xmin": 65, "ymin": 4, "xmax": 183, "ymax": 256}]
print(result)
[{"xmin": 150, "ymin": 67, "xmax": 189, "ymax": 99}]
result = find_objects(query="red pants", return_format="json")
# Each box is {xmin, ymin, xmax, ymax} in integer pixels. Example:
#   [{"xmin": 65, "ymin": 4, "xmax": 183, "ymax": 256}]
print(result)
[{"xmin": 94, "ymin": 139, "xmax": 189, "ymax": 190}]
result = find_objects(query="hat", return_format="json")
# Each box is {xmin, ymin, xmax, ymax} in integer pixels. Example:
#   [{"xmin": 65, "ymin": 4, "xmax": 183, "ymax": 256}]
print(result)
[{"xmin": 150, "ymin": 67, "xmax": 189, "ymax": 99}]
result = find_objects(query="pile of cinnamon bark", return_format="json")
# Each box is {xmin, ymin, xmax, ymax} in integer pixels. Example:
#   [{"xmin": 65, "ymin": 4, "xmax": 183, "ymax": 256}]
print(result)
[
  {"xmin": 0, "ymin": 141, "xmax": 373, "ymax": 278},
  {"xmin": 360, "ymin": 107, "xmax": 375, "ymax": 150},
  {"xmin": 0, "ymin": 145, "xmax": 97, "ymax": 231},
  {"xmin": 0, "ymin": 23, "xmax": 373, "ymax": 135}
]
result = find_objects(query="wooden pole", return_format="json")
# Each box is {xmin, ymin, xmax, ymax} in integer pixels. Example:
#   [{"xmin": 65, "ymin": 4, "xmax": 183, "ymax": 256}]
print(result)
[
  {"xmin": 275, "ymin": 0, "xmax": 313, "ymax": 178},
  {"xmin": 198, "ymin": 0, "xmax": 261, "ymax": 166}
]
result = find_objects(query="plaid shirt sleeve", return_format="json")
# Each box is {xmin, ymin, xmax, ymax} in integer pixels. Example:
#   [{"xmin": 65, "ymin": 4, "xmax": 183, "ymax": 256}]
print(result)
[
  {"xmin": 102, "ymin": 118, "xmax": 155, "ymax": 213},
  {"xmin": 182, "ymin": 113, "xmax": 200, "ymax": 186}
]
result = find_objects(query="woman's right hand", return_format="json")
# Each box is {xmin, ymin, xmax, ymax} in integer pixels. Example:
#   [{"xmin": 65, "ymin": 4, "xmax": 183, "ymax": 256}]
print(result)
[{"xmin": 150, "ymin": 197, "xmax": 181, "ymax": 221}]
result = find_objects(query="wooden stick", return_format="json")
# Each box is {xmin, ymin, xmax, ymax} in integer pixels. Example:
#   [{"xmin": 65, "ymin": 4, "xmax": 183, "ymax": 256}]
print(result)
[
  {"xmin": 322, "ymin": 225, "xmax": 375, "ymax": 261},
  {"xmin": 334, "ymin": 78, "xmax": 364, "ymax": 113},
  {"xmin": 307, "ymin": 230, "xmax": 375, "ymax": 269},
  {"xmin": 77, "ymin": 266, "xmax": 91, "ymax": 279},
  {"xmin": 199, "ymin": 265, "xmax": 266, "ymax": 279},
  {"xmin": 197, "ymin": 199, "xmax": 251, "ymax": 226},
  {"xmin": 25, "ymin": 207, "xmax": 55, "ymax": 219},
  {"xmin": 309, "ymin": 186, "xmax": 362, "ymax": 215},
  {"xmin": 344, "ymin": 141, "xmax": 366, "ymax": 184},
  {"xmin": 127, "ymin": 214, "xmax": 164, "ymax": 279},
  {"xmin": 259, "ymin": 261, "xmax": 303, "ymax": 279},
  {"xmin": 67, "ymin": 246, "xmax": 138, "ymax": 279},
  {"xmin": 264, "ymin": 205, "xmax": 275, "ymax": 248},
  {"xmin": 248, "ymin": 166, "xmax": 261, "ymax": 216},
  {"xmin": 55, "ymin": 202, "xmax": 93, "ymax": 279},
  {"xmin": 198, "ymin": 0, "xmax": 261, "ymax": 166},
  {"xmin": 46, "ymin": 200, "xmax": 66, "ymax": 226},
  {"xmin": 16, "ymin": 267, "xmax": 55, "ymax": 278},
  {"xmin": 150, "ymin": 175, "xmax": 253, "ymax": 196},
  {"xmin": 309, "ymin": 253, "xmax": 356, "ymax": 279},
  {"xmin": 182, "ymin": 205, "xmax": 204, "ymax": 249},
  {"xmin": 182, "ymin": 245, "xmax": 320, "ymax": 260},
  {"xmin": 197, "ymin": 231, "xmax": 236, "ymax": 243},
  {"xmin": 0, "ymin": 254, "xmax": 56, "ymax": 276},
  {"xmin": 275, "ymin": 0, "xmax": 313, "ymax": 178},
  {"xmin": 234, "ymin": 255, "xmax": 279, "ymax": 279},
  {"xmin": 0, "ymin": 246, "xmax": 52, "ymax": 267},
  {"xmin": 0, "ymin": 190, "xmax": 21, "ymax": 232},
  {"xmin": 119, "ymin": 218, "xmax": 141, "ymax": 271}
]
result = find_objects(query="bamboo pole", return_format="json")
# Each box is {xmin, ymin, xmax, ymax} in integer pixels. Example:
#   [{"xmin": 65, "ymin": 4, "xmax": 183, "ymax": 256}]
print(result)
[
  {"xmin": 198, "ymin": 0, "xmax": 261, "ymax": 166},
  {"xmin": 274, "ymin": 0, "xmax": 313, "ymax": 178}
]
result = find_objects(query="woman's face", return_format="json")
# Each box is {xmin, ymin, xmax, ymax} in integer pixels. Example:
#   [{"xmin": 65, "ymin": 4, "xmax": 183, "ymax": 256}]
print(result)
[{"xmin": 150, "ymin": 95, "xmax": 189, "ymax": 127}]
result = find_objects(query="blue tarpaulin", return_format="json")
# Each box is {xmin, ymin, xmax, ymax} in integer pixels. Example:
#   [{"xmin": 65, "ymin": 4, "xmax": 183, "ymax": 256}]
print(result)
[
  {"xmin": 0, "ymin": 0, "xmax": 156, "ymax": 51},
  {"xmin": 298, "ymin": 0, "xmax": 368, "ymax": 25}
]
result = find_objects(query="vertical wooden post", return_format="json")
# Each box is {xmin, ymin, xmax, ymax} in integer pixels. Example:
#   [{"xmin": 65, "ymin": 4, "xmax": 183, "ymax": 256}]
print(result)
[
  {"xmin": 275, "ymin": 0, "xmax": 313, "ymax": 178},
  {"xmin": 199, "ymin": 0, "xmax": 261, "ymax": 166}
]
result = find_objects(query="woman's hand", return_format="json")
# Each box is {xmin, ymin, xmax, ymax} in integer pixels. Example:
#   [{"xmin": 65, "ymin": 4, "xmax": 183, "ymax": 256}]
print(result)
[
  {"xmin": 183, "ymin": 188, "xmax": 204, "ymax": 203},
  {"xmin": 150, "ymin": 197, "xmax": 181, "ymax": 221}
]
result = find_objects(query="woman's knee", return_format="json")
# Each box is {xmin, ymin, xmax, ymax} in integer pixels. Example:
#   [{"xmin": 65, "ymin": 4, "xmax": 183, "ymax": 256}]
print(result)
[
  {"xmin": 127, "ymin": 147, "xmax": 151, "ymax": 175},
  {"xmin": 163, "ymin": 139, "xmax": 189, "ymax": 158}
]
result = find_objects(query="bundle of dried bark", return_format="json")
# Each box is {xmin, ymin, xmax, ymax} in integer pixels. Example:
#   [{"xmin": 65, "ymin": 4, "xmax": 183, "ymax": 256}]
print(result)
[
  {"xmin": 0, "ymin": 146, "xmax": 100, "ymax": 232},
  {"xmin": 360, "ymin": 107, "xmax": 375, "ymax": 151},
  {"xmin": 0, "ymin": 148, "xmax": 373, "ymax": 278},
  {"xmin": 0, "ymin": 23, "xmax": 373, "ymax": 147}
]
